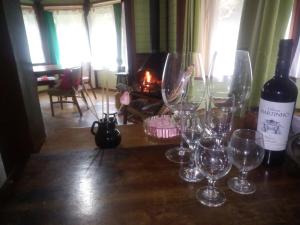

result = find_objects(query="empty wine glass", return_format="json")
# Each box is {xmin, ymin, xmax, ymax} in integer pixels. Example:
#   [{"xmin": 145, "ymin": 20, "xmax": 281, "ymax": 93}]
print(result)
[
  {"xmin": 162, "ymin": 52, "xmax": 206, "ymax": 163},
  {"xmin": 206, "ymin": 92, "xmax": 235, "ymax": 142},
  {"xmin": 179, "ymin": 113, "xmax": 204, "ymax": 182},
  {"xmin": 208, "ymin": 50, "xmax": 252, "ymax": 114},
  {"xmin": 227, "ymin": 129, "xmax": 265, "ymax": 194},
  {"xmin": 195, "ymin": 137, "xmax": 232, "ymax": 207}
]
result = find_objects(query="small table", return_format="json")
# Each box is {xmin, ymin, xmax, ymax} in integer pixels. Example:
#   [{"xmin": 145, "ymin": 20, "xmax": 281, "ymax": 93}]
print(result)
[
  {"xmin": 115, "ymin": 71, "xmax": 129, "ymax": 87},
  {"xmin": 33, "ymin": 65, "xmax": 78, "ymax": 87},
  {"xmin": 32, "ymin": 64, "xmax": 75, "ymax": 77}
]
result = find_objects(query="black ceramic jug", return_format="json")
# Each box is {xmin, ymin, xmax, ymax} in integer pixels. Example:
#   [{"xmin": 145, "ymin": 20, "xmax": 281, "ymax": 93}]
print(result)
[{"xmin": 91, "ymin": 118, "xmax": 121, "ymax": 149}]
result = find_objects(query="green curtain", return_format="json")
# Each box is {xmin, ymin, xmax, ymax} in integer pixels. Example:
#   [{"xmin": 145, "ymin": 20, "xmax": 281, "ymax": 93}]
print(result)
[
  {"xmin": 43, "ymin": 11, "xmax": 60, "ymax": 64},
  {"xmin": 159, "ymin": 0, "xmax": 167, "ymax": 52},
  {"xmin": 167, "ymin": 0, "xmax": 177, "ymax": 52},
  {"xmin": 181, "ymin": 0, "xmax": 202, "ymax": 101},
  {"xmin": 134, "ymin": 0, "xmax": 151, "ymax": 53},
  {"xmin": 182, "ymin": 0, "xmax": 201, "ymax": 53},
  {"xmin": 113, "ymin": 3, "xmax": 122, "ymax": 70},
  {"xmin": 237, "ymin": 0, "xmax": 293, "ymax": 107}
]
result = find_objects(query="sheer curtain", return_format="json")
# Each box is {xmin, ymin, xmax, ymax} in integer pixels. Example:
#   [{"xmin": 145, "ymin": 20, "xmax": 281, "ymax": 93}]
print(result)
[
  {"xmin": 199, "ymin": 0, "xmax": 220, "ymax": 74},
  {"xmin": 51, "ymin": 9, "xmax": 90, "ymax": 66},
  {"xmin": 88, "ymin": 5, "xmax": 117, "ymax": 71},
  {"xmin": 291, "ymin": 41, "xmax": 300, "ymax": 78},
  {"xmin": 21, "ymin": 6, "xmax": 45, "ymax": 63},
  {"xmin": 290, "ymin": 40, "xmax": 300, "ymax": 107},
  {"xmin": 210, "ymin": 0, "xmax": 244, "ymax": 80},
  {"xmin": 121, "ymin": 3, "xmax": 128, "ymax": 71},
  {"xmin": 182, "ymin": 0, "xmax": 243, "ymax": 77}
]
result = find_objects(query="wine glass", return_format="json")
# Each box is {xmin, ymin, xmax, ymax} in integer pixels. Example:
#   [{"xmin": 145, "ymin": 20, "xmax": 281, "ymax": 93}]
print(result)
[
  {"xmin": 206, "ymin": 92, "xmax": 235, "ymax": 142},
  {"xmin": 227, "ymin": 129, "xmax": 265, "ymax": 194},
  {"xmin": 208, "ymin": 50, "xmax": 252, "ymax": 114},
  {"xmin": 179, "ymin": 113, "xmax": 204, "ymax": 182},
  {"xmin": 162, "ymin": 52, "xmax": 206, "ymax": 163},
  {"xmin": 195, "ymin": 137, "xmax": 232, "ymax": 207}
]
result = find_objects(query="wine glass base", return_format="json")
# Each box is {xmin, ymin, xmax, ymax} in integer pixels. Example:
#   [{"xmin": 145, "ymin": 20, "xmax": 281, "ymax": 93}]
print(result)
[
  {"xmin": 179, "ymin": 166, "xmax": 204, "ymax": 183},
  {"xmin": 227, "ymin": 177, "xmax": 256, "ymax": 195},
  {"xmin": 196, "ymin": 187, "xmax": 226, "ymax": 207},
  {"xmin": 165, "ymin": 147, "xmax": 191, "ymax": 164}
]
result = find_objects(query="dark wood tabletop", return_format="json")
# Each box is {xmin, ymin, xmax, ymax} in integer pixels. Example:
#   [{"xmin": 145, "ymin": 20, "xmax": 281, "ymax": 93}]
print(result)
[
  {"xmin": 32, "ymin": 64, "xmax": 76, "ymax": 77},
  {"xmin": 0, "ymin": 145, "xmax": 300, "ymax": 225}
]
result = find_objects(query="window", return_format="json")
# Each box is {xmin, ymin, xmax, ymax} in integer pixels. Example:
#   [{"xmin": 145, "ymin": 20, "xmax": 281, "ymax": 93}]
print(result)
[
  {"xmin": 88, "ymin": 2, "xmax": 127, "ymax": 72},
  {"xmin": 51, "ymin": 8, "xmax": 91, "ymax": 66},
  {"xmin": 21, "ymin": 6, "xmax": 45, "ymax": 63},
  {"xmin": 88, "ymin": 4, "xmax": 117, "ymax": 71}
]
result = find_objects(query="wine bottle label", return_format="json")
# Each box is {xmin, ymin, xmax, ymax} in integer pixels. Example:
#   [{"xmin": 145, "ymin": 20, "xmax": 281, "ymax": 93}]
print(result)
[{"xmin": 257, "ymin": 99, "xmax": 294, "ymax": 151}]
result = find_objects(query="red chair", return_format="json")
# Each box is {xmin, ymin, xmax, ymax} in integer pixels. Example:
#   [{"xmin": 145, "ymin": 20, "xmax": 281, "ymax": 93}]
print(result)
[{"xmin": 47, "ymin": 67, "xmax": 88, "ymax": 117}]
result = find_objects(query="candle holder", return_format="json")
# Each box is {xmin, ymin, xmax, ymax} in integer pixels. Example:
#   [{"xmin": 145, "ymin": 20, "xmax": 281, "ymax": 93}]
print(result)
[
  {"xmin": 91, "ymin": 116, "xmax": 121, "ymax": 149},
  {"xmin": 144, "ymin": 115, "xmax": 180, "ymax": 139}
]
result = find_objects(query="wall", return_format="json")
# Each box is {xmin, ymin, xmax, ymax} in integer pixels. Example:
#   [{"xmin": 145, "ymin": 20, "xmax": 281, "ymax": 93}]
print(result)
[
  {"xmin": 0, "ymin": 153, "xmax": 6, "ymax": 188},
  {"xmin": 0, "ymin": 0, "xmax": 46, "ymax": 175}
]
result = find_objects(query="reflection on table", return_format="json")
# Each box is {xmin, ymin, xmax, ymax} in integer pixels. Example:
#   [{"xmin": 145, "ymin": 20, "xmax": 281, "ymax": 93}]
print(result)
[{"xmin": 0, "ymin": 139, "xmax": 300, "ymax": 224}]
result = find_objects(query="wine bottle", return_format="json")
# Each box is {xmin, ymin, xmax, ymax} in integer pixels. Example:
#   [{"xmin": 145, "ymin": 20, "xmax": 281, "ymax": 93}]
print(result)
[{"xmin": 257, "ymin": 39, "xmax": 298, "ymax": 166}]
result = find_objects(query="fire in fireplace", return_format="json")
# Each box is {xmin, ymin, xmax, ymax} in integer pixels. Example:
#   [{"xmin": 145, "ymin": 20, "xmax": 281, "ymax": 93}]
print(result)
[{"xmin": 141, "ymin": 70, "xmax": 161, "ymax": 93}]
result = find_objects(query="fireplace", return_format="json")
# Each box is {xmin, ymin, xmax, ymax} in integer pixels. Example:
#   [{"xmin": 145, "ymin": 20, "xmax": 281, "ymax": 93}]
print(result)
[
  {"xmin": 121, "ymin": 52, "xmax": 168, "ymax": 124},
  {"xmin": 134, "ymin": 52, "xmax": 167, "ymax": 98}
]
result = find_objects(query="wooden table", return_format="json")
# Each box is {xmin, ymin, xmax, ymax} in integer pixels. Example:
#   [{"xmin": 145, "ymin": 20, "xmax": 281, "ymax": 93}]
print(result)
[
  {"xmin": 0, "ymin": 145, "xmax": 300, "ymax": 225},
  {"xmin": 32, "ymin": 64, "xmax": 75, "ymax": 77}
]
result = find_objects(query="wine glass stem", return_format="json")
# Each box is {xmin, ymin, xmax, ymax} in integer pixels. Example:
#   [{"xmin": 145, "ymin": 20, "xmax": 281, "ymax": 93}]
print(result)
[
  {"xmin": 179, "ymin": 109, "xmax": 185, "ymax": 150},
  {"xmin": 188, "ymin": 147, "xmax": 195, "ymax": 167},
  {"xmin": 238, "ymin": 171, "xmax": 248, "ymax": 183},
  {"xmin": 207, "ymin": 179, "xmax": 216, "ymax": 197}
]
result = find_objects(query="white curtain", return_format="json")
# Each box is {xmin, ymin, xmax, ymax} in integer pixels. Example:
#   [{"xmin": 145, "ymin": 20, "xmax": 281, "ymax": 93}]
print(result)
[
  {"xmin": 290, "ymin": 39, "xmax": 300, "ymax": 107},
  {"xmin": 209, "ymin": 0, "xmax": 244, "ymax": 80},
  {"xmin": 21, "ymin": 6, "xmax": 45, "ymax": 63},
  {"xmin": 88, "ymin": 5, "xmax": 117, "ymax": 71},
  {"xmin": 290, "ymin": 40, "xmax": 300, "ymax": 78},
  {"xmin": 121, "ymin": 3, "xmax": 128, "ymax": 71},
  {"xmin": 199, "ymin": 0, "xmax": 220, "ymax": 74},
  {"xmin": 52, "ymin": 9, "xmax": 90, "ymax": 66}
]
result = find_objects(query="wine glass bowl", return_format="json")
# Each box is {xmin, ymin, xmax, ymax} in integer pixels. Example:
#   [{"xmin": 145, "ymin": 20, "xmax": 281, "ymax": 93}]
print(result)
[
  {"xmin": 195, "ymin": 137, "xmax": 232, "ymax": 207},
  {"xmin": 209, "ymin": 50, "xmax": 252, "ymax": 113},
  {"xmin": 227, "ymin": 129, "xmax": 265, "ymax": 195},
  {"xmin": 206, "ymin": 93, "xmax": 235, "ymax": 140},
  {"xmin": 162, "ymin": 52, "xmax": 206, "ymax": 164}
]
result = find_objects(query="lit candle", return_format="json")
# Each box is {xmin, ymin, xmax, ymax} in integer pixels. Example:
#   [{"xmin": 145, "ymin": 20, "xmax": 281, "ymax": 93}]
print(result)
[
  {"xmin": 101, "ymin": 83, "xmax": 104, "ymax": 120},
  {"xmin": 106, "ymin": 79, "xmax": 109, "ymax": 120}
]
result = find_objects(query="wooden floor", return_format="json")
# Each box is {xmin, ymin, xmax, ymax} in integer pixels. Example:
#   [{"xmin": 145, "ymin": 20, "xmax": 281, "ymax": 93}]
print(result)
[{"xmin": 39, "ymin": 88, "xmax": 123, "ymax": 153}]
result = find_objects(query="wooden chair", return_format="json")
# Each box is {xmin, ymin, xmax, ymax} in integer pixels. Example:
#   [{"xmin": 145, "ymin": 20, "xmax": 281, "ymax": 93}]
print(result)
[
  {"xmin": 48, "ymin": 67, "xmax": 88, "ymax": 117},
  {"xmin": 81, "ymin": 62, "xmax": 97, "ymax": 99}
]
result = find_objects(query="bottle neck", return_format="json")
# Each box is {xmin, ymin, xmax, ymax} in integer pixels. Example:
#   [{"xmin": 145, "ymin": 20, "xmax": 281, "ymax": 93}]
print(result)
[{"xmin": 274, "ymin": 58, "xmax": 290, "ymax": 78}]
